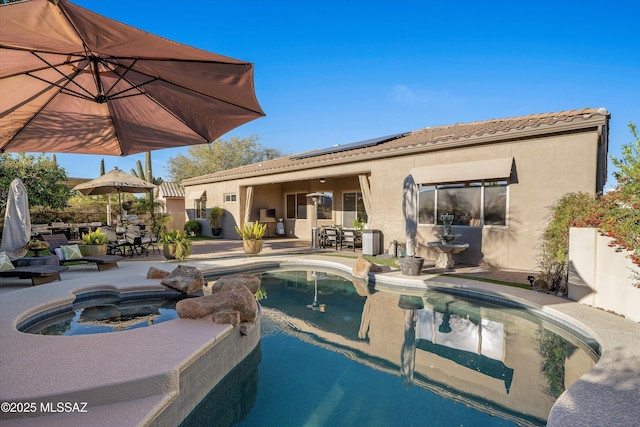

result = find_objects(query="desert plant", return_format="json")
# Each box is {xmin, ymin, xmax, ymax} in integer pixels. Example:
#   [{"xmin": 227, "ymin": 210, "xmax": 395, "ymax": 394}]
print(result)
[
  {"xmin": 158, "ymin": 230, "xmax": 192, "ymax": 260},
  {"xmin": 81, "ymin": 228, "xmax": 108, "ymax": 245},
  {"xmin": 184, "ymin": 219, "xmax": 202, "ymax": 237},
  {"xmin": 235, "ymin": 222, "xmax": 267, "ymax": 240}
]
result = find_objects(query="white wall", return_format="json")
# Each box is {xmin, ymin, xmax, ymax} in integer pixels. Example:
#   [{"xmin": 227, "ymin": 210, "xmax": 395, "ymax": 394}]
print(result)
[{"xmin": 568, "ymin": 227, "xmax": 640, "ymax": 322}]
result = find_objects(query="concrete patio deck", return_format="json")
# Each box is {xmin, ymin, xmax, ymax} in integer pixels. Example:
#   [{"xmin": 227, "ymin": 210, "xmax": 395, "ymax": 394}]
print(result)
[{"xmin": 1, "ymin": 238, "xmax": 638, "ymax": 426}]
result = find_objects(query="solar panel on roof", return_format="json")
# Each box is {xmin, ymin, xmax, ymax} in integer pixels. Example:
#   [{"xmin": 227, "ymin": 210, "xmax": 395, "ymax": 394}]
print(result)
[{"xmin": 290, "ymin": 132, "xmax": 408, "ymax": 160}]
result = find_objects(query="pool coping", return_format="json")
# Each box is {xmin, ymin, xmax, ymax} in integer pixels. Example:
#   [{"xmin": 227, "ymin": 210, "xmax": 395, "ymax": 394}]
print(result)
[{"xmin": 0, "ymin": 254, "xmax": 638, "ymax": 426}]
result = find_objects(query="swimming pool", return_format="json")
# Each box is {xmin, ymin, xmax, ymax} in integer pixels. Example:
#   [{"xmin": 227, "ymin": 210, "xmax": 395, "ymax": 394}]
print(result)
[{"xmin": 183, "ymin": 269, "xmax": 599, "ymax": 426}]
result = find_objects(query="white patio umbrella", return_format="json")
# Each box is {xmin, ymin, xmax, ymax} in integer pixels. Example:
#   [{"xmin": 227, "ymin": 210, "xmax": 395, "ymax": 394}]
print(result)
[{"xmin": 1, "ymin": 178, "xmax": 31, "ymax": 260}]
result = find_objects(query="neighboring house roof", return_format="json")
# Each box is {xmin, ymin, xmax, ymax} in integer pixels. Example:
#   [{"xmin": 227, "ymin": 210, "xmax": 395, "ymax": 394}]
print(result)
[
  {"xmin": 156, "ymin": 182, "xmax": 184, "ymax": 198},
  {"xmin": 183, "ymin": 108, "xmax": 610, "ymax": 185}
]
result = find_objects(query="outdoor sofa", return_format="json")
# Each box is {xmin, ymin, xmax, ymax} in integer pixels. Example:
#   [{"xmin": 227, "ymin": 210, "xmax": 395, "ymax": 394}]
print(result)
[{"xmin": 41, "ymin": 234, "xmax": 122, "ymax": 271}]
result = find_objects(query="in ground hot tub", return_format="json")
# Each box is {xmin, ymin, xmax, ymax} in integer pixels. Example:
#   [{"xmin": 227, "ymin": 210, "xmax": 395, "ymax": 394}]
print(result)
[{"xmin": 18, "ymin": 289, "xmax": 191, "ymax": 335}]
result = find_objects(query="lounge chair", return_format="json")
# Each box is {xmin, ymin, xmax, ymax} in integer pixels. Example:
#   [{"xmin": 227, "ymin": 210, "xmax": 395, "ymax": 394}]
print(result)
[
  {"xmin": 0, "ymin": 265, "xmax": 67, "ymax": 286},
  {"xmin": 41, "ymin": 234, "xmax": 122, "ymax": 271}
]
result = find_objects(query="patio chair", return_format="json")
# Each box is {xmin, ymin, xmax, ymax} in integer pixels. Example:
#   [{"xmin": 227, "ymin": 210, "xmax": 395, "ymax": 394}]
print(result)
[
  {"xmin": 41, "ymin": 234, "xmax": 122, "ymax": 271},
  {"xmin": 322, "ymin": 227, "xmax": 341, "ymax": 250},
  {"xmin": 31, "ymin": 224, "xmax": 52, "ymax": 237},
  {"xmin": 342, "ymin": 228, "xmax": 362, "ymax": 252},
  {"xmin": 125, "ymin": 225, "xmax": 150, "ymax": 257},
  {"xmin": 99, "ymin": 226, "xmax": 130, "ymax": 257}
]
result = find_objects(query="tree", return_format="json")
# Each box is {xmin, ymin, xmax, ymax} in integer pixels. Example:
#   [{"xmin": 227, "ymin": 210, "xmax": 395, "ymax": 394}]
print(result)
[
  {"xmin": 166, "ymin": 135, "xmax": 283, "ymax": 182},
  {"xmin": 611, "ymin": 122, "xmax": 640, "ymax": 196},
  {"xmin": 0, "ymin": 153, "xmax": 71, "ymax": 212}
]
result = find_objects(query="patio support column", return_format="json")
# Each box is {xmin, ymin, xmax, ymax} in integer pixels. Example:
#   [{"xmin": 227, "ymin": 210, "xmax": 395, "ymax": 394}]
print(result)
[{"xmin": 243, "ymin": 186, "xmax": 254, "ymax": 224}]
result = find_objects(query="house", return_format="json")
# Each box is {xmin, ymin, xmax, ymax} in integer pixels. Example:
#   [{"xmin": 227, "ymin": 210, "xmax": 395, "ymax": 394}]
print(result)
[
  {"xmin": 155, "ymin": 182, "xmax": 185, "ymax": 232},
  {"xmin": 182, "ymin": 108, "xmax": 610, "ymax": 271}
]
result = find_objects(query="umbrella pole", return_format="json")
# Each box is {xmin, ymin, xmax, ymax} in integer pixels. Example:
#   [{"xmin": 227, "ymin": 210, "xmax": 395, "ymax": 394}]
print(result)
[{"xmin": 106, "ymin": 196, "xmax": 112, "ymax": 227}]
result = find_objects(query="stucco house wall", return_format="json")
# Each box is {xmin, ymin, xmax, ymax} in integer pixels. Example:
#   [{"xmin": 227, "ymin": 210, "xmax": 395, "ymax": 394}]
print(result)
[{"xmin": 182, "ymin": 109, "xmax": 609, "ymax": 272}]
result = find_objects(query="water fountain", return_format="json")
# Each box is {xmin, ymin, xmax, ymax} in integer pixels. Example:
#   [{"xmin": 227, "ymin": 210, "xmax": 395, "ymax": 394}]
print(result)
[{"xmin": 427, "ymin": 214, "xmax": 469, "ymax": 269}]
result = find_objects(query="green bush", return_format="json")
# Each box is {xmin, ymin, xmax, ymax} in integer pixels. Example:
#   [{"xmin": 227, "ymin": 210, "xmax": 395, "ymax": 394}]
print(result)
[
  {"xmin": 183, "ymin": 220, "xmax": 202, "ymax": 237},
  {"xmin": 539, "ymin": 122, "xmax": 640, "ymax": 289}
]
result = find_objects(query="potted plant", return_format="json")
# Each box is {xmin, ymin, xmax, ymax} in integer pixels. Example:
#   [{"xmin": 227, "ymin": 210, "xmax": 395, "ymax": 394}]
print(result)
[
  {"xmin": 80, "ymin": 229, "xmax": 108, "ymax": 256},
  {"xmin": 352, "ymin": 218, "xmax": 366, "ymax": 231},
  {"xmin": 25, "ymin": 239, "xmax": 50, "ymax": 257},
  {"xmin": 208, "ymin": 207, "xmax": 225, "ymax": 237},
  {"xmin": 158, "ymin": 230, "xmax": 192, "ymax": 260},
  {"xmin": 398, "ymin": 238, "xmax": 424, "ymax": 276},
  {"xmin": 235, "ymin": 222, "xmax": 267, "ymax": 255}
]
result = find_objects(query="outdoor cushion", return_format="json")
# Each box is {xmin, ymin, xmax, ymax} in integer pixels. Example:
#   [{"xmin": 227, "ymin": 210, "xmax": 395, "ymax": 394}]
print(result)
[
  {"xmin": 61, "ymin": 244, "xmax": 83, "ymax": 260},
  {"xmin": 0, "ymin": 252, "xmax": 15, "ymax": 272},
  {"xmin": 54, "ymin": 248, "xmax": 65, "ymax": 261}
]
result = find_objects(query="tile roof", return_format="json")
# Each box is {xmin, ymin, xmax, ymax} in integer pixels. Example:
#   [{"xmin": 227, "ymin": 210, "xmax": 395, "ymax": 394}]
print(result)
[
  {"xmin": 157, "ymin": 182, "xmax": 184, "ymax": 198},
  {"xmin": 183, "ymin": 108, "xmax": 609, "ymax": 185}
]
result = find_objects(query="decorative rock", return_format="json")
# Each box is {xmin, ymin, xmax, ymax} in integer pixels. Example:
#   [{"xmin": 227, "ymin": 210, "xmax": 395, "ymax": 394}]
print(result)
[
  {"xmin": 239, "ymin": 322, "xmax": 256, "ymax": 336},
  {"xmin": 160, "ymin": 265, "xmax": 204, "ymax": 295},
  {"xmin": 214, "ymin": 309, "xmax": 241, "ymax": 327},
  {"xmin": 352, "ymin": 256, "xmax": 382, "ymax": 279},
  {"xmin": 146, "ymin": 266, "xmax": 170, "ymax": 280},
  {"xmin": 212, "ymin": 274, "xmax": 261, "ymax": 294},
  {"xmin": 176, "ymin": 285, "xmax": 258, "ymax": 322}
]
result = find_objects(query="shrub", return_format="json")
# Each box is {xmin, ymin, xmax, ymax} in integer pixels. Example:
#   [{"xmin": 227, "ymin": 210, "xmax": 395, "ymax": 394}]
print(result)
[
  {"xmin": 539, "ymin": 123, "xmax": 640, "ymax": 289},
  {"xmin": 538, "ymin": 192, "xmax": 597, "ymax": 292},
  {"xmin": 183, "ymin": 220, "xmax": 202, "ymax": 237}
]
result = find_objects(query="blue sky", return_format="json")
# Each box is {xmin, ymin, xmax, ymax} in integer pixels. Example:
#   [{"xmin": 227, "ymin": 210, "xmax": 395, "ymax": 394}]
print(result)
[{"xmin": 51, "ymin": 0, "xmax": 639, "ymax": 189}]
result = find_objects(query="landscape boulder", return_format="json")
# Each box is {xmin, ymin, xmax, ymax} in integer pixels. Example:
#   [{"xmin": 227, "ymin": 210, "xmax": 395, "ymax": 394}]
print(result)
[
  {"xmin": 211, "ymin": 274, "xmax": 261, "ymax": 294},
  {"xmin": 352, "ymin": 256, "xmax": 383, "ymax": 279},
  {"xmin": 176, "ymin": 284, "xmax": 258, "ymax": 323},
  {"xmin": 160, "ymin": 265, "xmax": 204, "ymax": 295},
  {"xmin": 147, "ymin": 266, "xmax": 170, "ymax": 280},
  {"xmin": 214, "ymin": 309, "xmax": 241, "ymax": 327}
]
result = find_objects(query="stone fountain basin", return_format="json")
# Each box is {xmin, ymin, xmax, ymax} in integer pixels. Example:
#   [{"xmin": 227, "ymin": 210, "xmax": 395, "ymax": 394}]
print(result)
[{"xmin": 428, "ymin": 241, "xmax": 469, "ymax": 253}]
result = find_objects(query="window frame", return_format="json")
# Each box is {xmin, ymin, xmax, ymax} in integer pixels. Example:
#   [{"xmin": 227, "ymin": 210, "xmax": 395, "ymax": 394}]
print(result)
[
  {"xmin": 285, "ymin": 193, "xmax": 308, "ymax": 220},
  {"xmin": 418, "ymin": 179, "xmax": 508, "ymax": 227}
]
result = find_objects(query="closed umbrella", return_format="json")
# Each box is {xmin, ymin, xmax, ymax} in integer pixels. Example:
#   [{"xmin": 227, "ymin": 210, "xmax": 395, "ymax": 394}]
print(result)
[
  {"xmin": 73, "ymin": 167, "xmax": 155, "ymax": 220},
  {"xmin": 0, "ymin": 0, "xmax": 264, "ymax": 156},
  {"xmin": 1, "ymin": 178, "xmax": 31, "ymax": 260},
  {"xmin": 402, "ymin": 174, "xmax": 418, "ymax": 256}
]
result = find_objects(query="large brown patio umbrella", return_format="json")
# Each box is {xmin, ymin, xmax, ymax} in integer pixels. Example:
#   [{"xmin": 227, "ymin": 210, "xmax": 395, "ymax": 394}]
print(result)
[
  {"xmin": 73, "ymin": 167, "xmax": 155, "ymax": 221},
  {"xmin": 0, "ymin": 0, "xmax": 265, "ymax": 156}
]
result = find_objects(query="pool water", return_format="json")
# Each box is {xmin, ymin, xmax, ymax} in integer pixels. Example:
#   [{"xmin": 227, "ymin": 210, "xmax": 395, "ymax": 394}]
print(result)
[
  {"xmin": 182, "ymin": 270, "xmax": 599, "ymax": 427},
  {"xmin": 20, "ymin": 293, "xmax": 184, "ymax": 335}
]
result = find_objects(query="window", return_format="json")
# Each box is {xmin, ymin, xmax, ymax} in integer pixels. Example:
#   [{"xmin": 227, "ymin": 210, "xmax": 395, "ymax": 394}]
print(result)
[
  {"xmin": 343, "ymin": 192, "xmax": 368, "ymax": 227},
  {"xmin": 224, "ymin": 193, "xmax": 237, "ymax": 202},
  {"xmin": 286, "ymin": 193, "xmax": 307, "ymax": 219},
  {"xmin": 418, "ymin": 180, "xmax": 507, "ymax": 226},
  {"xmin": 316, "ymin": 192, "xmax": 333, "ymax": 220},
  {"xmin": 195, "ymin": 198, "xmax": 206, "ymax": 219}
]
